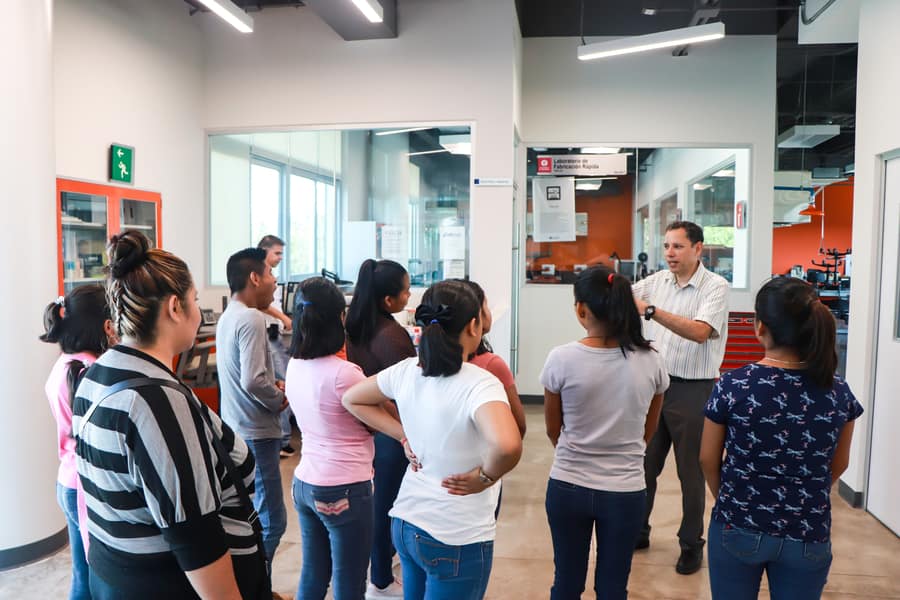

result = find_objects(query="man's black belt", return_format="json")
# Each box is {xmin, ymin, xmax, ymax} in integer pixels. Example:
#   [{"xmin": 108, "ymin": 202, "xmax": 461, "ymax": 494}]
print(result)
[{"xmin": 669, "ymin": 375, "xmax": 717, "ymax": 383}]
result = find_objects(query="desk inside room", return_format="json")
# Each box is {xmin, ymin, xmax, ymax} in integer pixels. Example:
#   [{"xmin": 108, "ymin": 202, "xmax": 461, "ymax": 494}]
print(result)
[{"xmin": 176, "ymin": 324, "xmax": 219, "ymax": 412}]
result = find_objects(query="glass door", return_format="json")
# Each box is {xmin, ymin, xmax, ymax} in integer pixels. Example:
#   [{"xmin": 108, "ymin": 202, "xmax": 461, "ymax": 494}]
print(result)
[
  {"xmin": 60, "ymin": 191, "xmax": 109, "ymax": 293},
  {"xmin": 121, "ymin": 198, "xmax": 159, "ymax": 247}
]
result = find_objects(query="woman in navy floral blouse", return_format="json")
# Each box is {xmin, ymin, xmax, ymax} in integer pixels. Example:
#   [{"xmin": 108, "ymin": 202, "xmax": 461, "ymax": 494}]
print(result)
[{"xmin": 699, "ymin": 277, "xmax": 862, "ymax": 600}]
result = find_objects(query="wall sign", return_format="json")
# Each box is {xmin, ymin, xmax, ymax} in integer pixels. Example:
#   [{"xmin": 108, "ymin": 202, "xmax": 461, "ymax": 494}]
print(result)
[
  {"xmin": 532, "ymin": 177, "xmax": 576, "ymax": 242},
  {"xmin": 109, "ymin": 143, "xmax": 134, "ymax": 184},
  {"xmin": 735, "ymin": 200, "xmax": 748, "ymax": 229},
  {"xmin": 536, "ymin": 154, "xmax": 626, "ymax": 176}
]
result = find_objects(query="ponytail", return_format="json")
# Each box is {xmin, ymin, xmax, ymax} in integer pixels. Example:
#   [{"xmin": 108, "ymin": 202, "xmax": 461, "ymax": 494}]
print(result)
[
  {"xmin": 416, "ymin": 281, "xmax": 481, "ymax": 377},
  {"xmin": 39, "ymin": 285, "xmax": 110, "ymax": 355},
  {"xmin": 345, "ymin": 259, "xmax": 409, "ymax": 346},
  {"xmin": 65, "ymin": 359, "xmax": 88, "ymax": 412},
  {"xmin": 39, "ymin": 300, "xmax": 65, "ymax": 345},
  {"xmin": 574, "ymin": 266, "xmax": 653, "ymax": 355},
  {"xmin": 801, "ymin": 300, "xmax": 838, "ymax": 387}
]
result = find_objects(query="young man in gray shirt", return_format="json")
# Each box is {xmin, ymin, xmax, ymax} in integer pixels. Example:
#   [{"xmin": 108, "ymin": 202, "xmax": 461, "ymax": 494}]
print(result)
[{"xmin": 217, "ymin": 247, "xmax": 287, "ymax": 565}]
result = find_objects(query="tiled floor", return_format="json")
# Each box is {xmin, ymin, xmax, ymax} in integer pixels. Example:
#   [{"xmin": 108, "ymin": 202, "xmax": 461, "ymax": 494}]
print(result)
[{"xmin": 3, "ymin": 406, "xmax": 899, "ymax": 599}]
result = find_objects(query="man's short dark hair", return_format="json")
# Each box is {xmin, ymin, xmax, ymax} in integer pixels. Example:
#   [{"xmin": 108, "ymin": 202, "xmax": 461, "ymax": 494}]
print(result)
[
  {"xmin": 257, "ymin": 235, "xmax": 285, "ymax": 250},
  {"xmin": 227, "ymin": 248, "xmax": 268, "ymax": 294},
  {"xmin": 666, "ymin": 220, "xmax": 704, "ymax": 245}
]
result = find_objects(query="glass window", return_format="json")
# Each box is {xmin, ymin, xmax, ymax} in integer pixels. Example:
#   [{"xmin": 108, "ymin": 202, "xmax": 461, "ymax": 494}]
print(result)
[
  {"xmin": 656, "ymin": 193, "xmax": 678, "ymax": 271},
  {"xmin": 288, "ymin": 173, "xmax": 316, "ymax": 276},
  {"xmin": 691, "ymin": 162, "xmax": 737, "ymax": 282},
  {"xmin": 250, "ymin": 161, "xmax": 281, "ymax": 257}
]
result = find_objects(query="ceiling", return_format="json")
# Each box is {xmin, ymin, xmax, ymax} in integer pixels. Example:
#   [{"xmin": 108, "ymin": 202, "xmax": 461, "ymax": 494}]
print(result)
[{"xmin": 186, "ymin": 0, "xmax": 857, "ymax": 173}]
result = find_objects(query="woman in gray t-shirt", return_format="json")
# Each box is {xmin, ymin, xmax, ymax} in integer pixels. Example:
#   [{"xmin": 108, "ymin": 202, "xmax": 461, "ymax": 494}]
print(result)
[{"xmin": 541, "ymin": 266, "xmax": 669, "ymax": 600}]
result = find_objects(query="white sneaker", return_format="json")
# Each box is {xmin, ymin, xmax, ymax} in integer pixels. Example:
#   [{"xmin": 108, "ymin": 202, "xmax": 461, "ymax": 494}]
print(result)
[{"xmin": 365, "ymin": 579, "xmax": 403, "ymax": 599}]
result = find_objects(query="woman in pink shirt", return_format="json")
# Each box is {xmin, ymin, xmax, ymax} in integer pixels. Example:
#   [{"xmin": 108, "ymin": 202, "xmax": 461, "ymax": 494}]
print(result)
[
  {"xmin": 285, "ymin": 277, "xmax": 373, "ymax": 600},
  {"xmin": 462, "ymin": 280, "xmax": 526, "ymax": 438},
  {"xmin": 40, "ymin": 285, "xmax": 117, "ymax": 600}
]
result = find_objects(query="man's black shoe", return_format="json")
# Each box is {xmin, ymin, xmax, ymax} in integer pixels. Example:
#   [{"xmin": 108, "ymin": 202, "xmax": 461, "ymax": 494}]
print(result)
[
  {"xmin": 675, "ymin": 547, "xmax": 703, "ymax": 575},
  {"xmin": 634, "ymin": 536, "xmax": 650, "ymax": 550}
]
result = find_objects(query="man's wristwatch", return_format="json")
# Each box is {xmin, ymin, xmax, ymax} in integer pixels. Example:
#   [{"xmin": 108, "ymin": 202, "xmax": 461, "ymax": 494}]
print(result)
[
  {"xmin": 644, "ymin": 305, "xmax": 657, "ymax": 321},
  {"xmin": 478, "ymin": 468, "xmax": 496, "ymax": 486}
]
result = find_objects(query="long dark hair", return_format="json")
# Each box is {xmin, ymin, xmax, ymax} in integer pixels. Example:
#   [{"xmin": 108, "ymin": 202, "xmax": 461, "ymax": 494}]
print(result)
[
  {"xmin": 289, "ymin": 277, "xmax": 346, "ymax": 360},
  {"xmin": 755, "ymin": 277, "xmax": 837, "ymax": 387},
  {"xmin": 39, "ymin": 284, "xmax": 111, "ymax": 406},
  {"xmin": 574, "ymin": 266, "xmax": 653, "ymax": 355},
  {"xmin": 345, "ymin": 259, "xmax": 408, "ymax": 346},
  {"xmin": 415, "ymin": 280, "xmax": 481, "ymax": 377},
  {"xmin": 460, "ymin": 279, "xmax": 492, "ymax": 356}
]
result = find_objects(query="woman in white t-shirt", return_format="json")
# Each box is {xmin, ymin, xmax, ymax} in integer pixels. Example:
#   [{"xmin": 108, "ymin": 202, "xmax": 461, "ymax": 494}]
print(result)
[
  {"xmin": 343, "ymin": 279, "xmax": 522, "ymax": 600},
  {"xmin": 540, "ymin": 266, "xmax": 669, "ymax": 600}
]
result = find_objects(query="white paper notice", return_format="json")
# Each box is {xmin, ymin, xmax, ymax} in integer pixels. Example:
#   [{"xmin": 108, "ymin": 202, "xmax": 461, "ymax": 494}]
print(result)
[
  {"xmin": 439, "ymin": 226, "xmax": 467, "ymax": 260},
  {"xmin": 380, "ymin": 225, "xmax": 406, "ymax": 262},
  {"xmin": 444, "ymin": 259, "xmax": 466, "ymax": 279},
  {"xmin": 532, "ymin": 177, "xmax": 576, "ymax": 242}
]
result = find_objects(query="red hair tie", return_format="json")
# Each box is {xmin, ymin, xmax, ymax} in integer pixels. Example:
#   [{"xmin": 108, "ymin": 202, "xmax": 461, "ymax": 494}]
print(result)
[{"xmin": 608, "ymin": 273, "xmax": 615, "ymax": 284}]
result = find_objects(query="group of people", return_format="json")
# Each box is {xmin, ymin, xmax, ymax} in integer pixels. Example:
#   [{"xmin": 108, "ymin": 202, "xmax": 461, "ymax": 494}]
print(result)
[{"xmin": 40, "ymin": 219, "xmax": 861, "ymax": 600}]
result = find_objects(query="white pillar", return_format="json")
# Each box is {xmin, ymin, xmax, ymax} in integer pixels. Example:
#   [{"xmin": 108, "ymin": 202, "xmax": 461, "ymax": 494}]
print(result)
[{"xmin": 0, "ymin": 0, "xmax": 66, "ymax": 566}]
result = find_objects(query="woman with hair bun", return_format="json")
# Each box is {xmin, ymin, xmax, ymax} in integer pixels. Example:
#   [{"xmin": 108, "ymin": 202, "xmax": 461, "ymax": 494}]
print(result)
[
  {"xmin": 40, "ymin": 284, "xmax": 117, "ymax": 600},
  {"xmin": 74, "ymin": 230, "xmax": 269, "ymax": 599},
  {"xmin": 700, "ymin": 277, "xmax": 863, "ymax": 600},
  {"xmin": 344, "ymin": 258, "xmax": 415, "ymax": 598},
  {"xmin": 343, "ymin": 279, "xmax": 522, "ymax": 599},
  {"xmin": 285, "ymin": 277, "xmax": 373, "ymax": 600}
]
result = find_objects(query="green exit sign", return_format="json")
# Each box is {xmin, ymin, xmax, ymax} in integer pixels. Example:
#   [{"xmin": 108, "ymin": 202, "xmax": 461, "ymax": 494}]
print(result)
[{"xmin": 109, "ymin": 143, "xmax": 134, "ymax": 184}]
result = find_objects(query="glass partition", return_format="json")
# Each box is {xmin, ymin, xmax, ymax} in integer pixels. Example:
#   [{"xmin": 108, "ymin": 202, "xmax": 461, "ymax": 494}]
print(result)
[
  {"xmin": 209, "ymin": 126, "xmax": 471, "ymax": 288},
  {"xmin": 524, "ymin": 146, "xmax": 750, "ymax": 288}
]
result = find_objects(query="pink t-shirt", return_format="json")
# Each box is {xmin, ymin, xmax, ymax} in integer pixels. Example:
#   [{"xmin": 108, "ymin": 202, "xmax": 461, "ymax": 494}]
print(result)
[
  {"xmin": 471, "ymin": 352, "xmax": 515, "ymax": 388},
  {"xmin": 286, "ymin": 354, "xmax": 373, "ymax": 486},
  {"xmin": 45, "ymin": 352, "xmax": 96, "ymax": 489}
]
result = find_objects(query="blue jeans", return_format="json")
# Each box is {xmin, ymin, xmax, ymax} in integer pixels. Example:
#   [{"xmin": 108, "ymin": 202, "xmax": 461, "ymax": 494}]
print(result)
[
  {"xmin": 707, "ymin": 519, "xmax": 832, "ymax": 600},
  {"xmin": 370, "ymin": 432, "xmax": 408, "ymax": 588},
  {"xmin": 57, "ymin": 483, "xmax": 92, "ymax": 600},
  {"xmin": 391, "ymin": 518, "xmax": 493, "ymax": 600},
  {"xmin": 245, "ymin": 438, "xmax": 287, "ymax": 562},
  {"xmin": 293, "ymin": 478, "xmax": 373, "ymax": 600},
  {"xmin": 545, "ymin": 478, "xmax": 646, "ymax": 600}
]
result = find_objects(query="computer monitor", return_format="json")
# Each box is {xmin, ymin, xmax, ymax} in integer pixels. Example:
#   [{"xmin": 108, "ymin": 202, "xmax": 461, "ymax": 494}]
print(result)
[{"xmin": 617, "ymin": 259, "xmax": 638, "ymax": 283}]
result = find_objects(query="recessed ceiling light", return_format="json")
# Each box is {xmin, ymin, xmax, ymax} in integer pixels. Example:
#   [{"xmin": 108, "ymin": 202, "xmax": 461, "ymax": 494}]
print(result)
[
  {"xmin": 375, "ymin": 127, "xmax": 431, "ymax": 136},
  {"xmin": 406, "ymin": 149, "xmax": 450, "ymax": 157},
  {"xmin": 642, "ymin": 8, "xmax": 658, "ymax": 16},
  {"xmin": 195, "ymin": 0, "xmax": 253, "ymax": 33},
  {"xmin": 349, "ymin": 0, "xmax": 384, "ymax": 23}
]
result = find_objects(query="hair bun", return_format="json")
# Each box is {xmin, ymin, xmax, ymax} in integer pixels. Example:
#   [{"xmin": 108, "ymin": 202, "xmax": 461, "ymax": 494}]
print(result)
[
  {"xmin": 107, "ymin": 230, "xmax": 150, "ymax": 278},
  {"xmin": 415, "ymin": 303, "xmax": 454, "ymax": 327}
]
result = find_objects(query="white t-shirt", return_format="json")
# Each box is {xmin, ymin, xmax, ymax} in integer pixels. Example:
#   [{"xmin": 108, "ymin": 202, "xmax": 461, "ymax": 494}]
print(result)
[
  {"xmin": 377, "ymin": 358, "xmax": 508, "ymax": 546},
  {"xmin": 540, "ymin": 342, "xmax": 670, "ymax": 492}
]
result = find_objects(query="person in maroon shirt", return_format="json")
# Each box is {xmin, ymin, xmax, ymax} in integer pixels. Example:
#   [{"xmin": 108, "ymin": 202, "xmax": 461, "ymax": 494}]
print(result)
[{"xmin": 345, "ymin": 259, "xmax": 414, "ymax": 598}]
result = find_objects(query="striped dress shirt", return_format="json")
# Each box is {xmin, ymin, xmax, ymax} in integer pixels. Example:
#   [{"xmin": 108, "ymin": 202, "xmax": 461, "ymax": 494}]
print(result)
[
  {"xmin": 73, "ymin": 345, "xmax": 258, "ymax": 590},
  {"xmin": 632, "ymin": 263, "xmax": 729, "ymax": 379}
]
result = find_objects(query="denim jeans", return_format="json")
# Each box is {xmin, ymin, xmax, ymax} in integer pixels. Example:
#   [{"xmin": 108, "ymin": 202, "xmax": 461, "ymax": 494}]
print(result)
[
  {"xmin": 391, "ymin": 518, "xmax": 493, "ymax": 600},
  {"xmin": 545, "ymin": 478, "xmax": 646, "ymax": 600},
  {"xmin": 370, "ymin": 432, "xmax": 408, "ymax": 588},
  {"xmin": 707, "ymin": 519, "xmax": 832, "ymax": 600},
  {"xmin": 245, "ymin": 438, "xmax": 287, "ymax": 562},
  {"xmin": 57, "ymin": 483, "xmax": 92, "ymax": 600},
  {"xmin": 293, "ymin": 478, "xmax": 373, "ymax": 600}
]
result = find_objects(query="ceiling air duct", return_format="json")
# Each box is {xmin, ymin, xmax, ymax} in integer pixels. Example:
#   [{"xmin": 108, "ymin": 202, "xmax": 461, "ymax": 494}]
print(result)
[{"xmin": 777, "ymin": 125, "xmax": 840, "ymax": 149}]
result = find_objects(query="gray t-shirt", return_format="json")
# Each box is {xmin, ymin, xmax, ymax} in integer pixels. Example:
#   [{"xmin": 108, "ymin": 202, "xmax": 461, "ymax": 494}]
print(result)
[
  {"xmin": 216, "ymin": 299, "xmax": 285, "ymax": 440},
  {"xmin": 540, "ymin": 341, "xmax": 670, "ymax": 492}
]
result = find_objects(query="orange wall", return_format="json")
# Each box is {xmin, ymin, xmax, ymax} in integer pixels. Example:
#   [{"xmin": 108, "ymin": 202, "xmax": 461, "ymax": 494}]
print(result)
[
  {"xmin": 528, "ymin": 176, "xmax": 634, "ymax": 272},
  {"xmin": 772, "ymin": 178, "xmax": 854, "ymax": 275}
]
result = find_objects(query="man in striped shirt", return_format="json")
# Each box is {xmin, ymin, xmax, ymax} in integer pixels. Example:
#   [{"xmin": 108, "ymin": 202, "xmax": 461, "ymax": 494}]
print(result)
[{"xmin": 631, "ymin": 220, "xmax": 729, "ymax": 575}]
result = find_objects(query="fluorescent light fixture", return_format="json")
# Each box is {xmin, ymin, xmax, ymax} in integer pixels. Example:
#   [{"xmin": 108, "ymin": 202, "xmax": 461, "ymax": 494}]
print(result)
[
  {"xmin": 349, "ymin": 0, "xmax": 384, "ymax": 23},
  {"xmin": 375, "ymin": 127, "xmax": 430, "ymax": 136},
  {"xmin": 713, "ymin": 169, "xmax": 735, "ymax": 177},
  {"xmin": 195, "ymin": 0, "xmax": 253, "ymax": 33},
  {"xmin": 440, "ymin": 134, "xmax": 471, "ymax": 155},
  {"xmin": 407, "ymin": 149, "xmax": 449, "ymax": 157},
  {"xmin": 581, "ymin": 147, "xmax": 620, "ymax": 154},
  {"xmin": 777, "ymin": 125, "xmax": 840, "ymax": 148},
  {"xmin": 693, "ymin": 183, "xmax": 713, "ymax": 191},
  {"xmin": 576, "ymin": 182, "xmax": 603, "ymax": 191},
  {"xmin": 577, "ymin": 22, "xmax": 725, "ymax": 61}
]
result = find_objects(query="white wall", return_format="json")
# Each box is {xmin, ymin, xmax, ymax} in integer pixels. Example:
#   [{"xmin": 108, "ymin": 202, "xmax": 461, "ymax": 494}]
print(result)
[
  {"xmin": 516, "ymin": 36, "xmax": 776, "ymax": 394},
  {"xmin": 201, "ymin": 0, "xmax": 519, "ymax": 360},
  {"xmin": 840, "ymin": 0, "xmax": 900, "ymax": 494},
  {"xmin": 54, "ymin": 0, "xmax": 207, "ymax": 288},
  {"xmin": 0, "ymin": 0, "xmax": 65, "ymax": 555}
]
